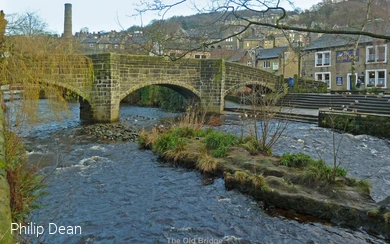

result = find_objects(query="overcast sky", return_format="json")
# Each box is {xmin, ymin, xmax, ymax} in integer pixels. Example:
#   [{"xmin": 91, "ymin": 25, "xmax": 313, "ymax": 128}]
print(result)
[{"xmin": 2, "ymin": 0, "xmax": 322, "ymax": 34}]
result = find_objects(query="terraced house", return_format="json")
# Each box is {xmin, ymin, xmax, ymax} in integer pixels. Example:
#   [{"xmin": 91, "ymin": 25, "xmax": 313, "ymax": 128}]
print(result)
[{"xmin": 301, "ymin": 27, "xmax": 390, "ymax": 92}]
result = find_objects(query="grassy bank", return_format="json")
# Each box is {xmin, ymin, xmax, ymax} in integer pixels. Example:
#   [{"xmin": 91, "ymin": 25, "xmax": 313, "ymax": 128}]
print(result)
[
  {"xmin": 0, "ymin": 130, "xmax": 46, "ymax": 243},
  {"xmin": 0, "ymin": 107, "xmax": 12, "ymax": 244},
  {"xmin": 139, "ymin": 124, "xmax": 390, "ymax": 239}
]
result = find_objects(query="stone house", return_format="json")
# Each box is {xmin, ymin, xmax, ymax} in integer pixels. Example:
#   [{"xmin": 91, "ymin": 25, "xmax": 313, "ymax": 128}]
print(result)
[
  {"xmin": 256, "ymin": 47, "xmax": 299, "ymax": 78},
  {"xmin": 301, "ymin": 32, "xmax": 390, "ymax": 91},
  {"xmin": 242, "ymin": 36, "xmax": 262, "ymax": 49}
]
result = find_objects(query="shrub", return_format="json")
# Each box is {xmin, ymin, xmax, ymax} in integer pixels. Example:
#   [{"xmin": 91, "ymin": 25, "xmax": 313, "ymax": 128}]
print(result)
[{"xmin": 5, "ymin": 132, "xmax": 46, "ymax": 224}]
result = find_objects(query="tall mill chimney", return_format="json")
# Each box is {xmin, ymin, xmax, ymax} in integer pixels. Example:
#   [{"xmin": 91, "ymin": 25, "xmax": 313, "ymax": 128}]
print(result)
[{"xmin": 63, "ymin": 3, "xmax": 72, "ymax": 38}]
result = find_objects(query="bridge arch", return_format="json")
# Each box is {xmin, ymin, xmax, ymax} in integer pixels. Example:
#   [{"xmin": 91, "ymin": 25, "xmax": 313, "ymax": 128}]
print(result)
[
  {"xmin": 223, "ymin": 80, "xmax": 274, "ymax": 98},
  {"xmin": 38, "ymin": 80, "xmax": 95, "ymax": 122},
  {"xmin": 41, "ymin": 80, "xmax": 91, "ymax": 103},
  {"xmin": 119, "ymin": 81, "xmax": 201, "ymax": 102}
]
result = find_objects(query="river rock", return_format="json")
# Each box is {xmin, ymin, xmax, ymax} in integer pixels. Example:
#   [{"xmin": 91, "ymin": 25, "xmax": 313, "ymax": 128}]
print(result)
[{"xmin": 80, "ymin": 123, "xmax": 139, "ymax": 141}]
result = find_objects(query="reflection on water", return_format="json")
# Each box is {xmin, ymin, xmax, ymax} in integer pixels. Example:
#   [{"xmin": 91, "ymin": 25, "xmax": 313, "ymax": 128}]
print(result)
[{"xmin": 14, "ymin": 101, "xmax": 388, "ymax": 243}]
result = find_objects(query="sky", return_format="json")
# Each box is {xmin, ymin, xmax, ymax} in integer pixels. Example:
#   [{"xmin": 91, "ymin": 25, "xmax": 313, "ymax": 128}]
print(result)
[{"xmin": 2, "ymin": 0, "xmax": 322, "ymax": 35}]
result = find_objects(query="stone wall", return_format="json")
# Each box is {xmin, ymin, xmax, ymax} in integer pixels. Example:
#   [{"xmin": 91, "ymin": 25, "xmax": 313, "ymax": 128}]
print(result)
[{"xmin": 0, "ymin": 106, "xmax": 12, "ymax": 243}]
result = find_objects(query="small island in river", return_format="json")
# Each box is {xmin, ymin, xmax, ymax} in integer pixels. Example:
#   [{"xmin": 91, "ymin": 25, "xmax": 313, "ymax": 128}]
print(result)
[{"xmin": 138, "ymin": 121, "xmax": 390, "ymax": 240}]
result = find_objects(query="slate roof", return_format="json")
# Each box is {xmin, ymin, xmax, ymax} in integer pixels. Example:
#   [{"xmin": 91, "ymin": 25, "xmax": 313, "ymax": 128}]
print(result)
[
  {"xmin": 256, "ymin": 47, "xmax": 286, "ymax": 60},
  {"xmin": 304, "ymin": 34, "xmax": 362, "ymax": 51},
  {"xmin": 81, "ymin": 38, "xmax": 99, "ymax": 43},
  {"xmin": 96, "ymin": 38, "xmax": 112, "ymax": 44},
  {"xmin": 227, "ymin": 49, "xmax": 248, "ymax": 62},
  {"xmin": 304, "ymin": 24, "xmax": 390, "ymax": 51}
]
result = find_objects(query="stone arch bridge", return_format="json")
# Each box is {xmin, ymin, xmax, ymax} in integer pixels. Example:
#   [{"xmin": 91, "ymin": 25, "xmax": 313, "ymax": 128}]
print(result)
[{"xmin": 56, "ymin": 53, "xmax": 279, "ymax": 122}]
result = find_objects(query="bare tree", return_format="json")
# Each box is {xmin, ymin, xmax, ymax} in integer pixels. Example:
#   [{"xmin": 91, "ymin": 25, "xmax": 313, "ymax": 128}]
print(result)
[
  {"xmin": 239, "ymin": 83, "xmax": 289, "ymax": 156},
  {"xmin": 133, "ymin": 0, "xmax": 390, "ymax": 58},
  {"xmin": 5, "ymin": 11, "xmax": 49, "ymax": 37}
]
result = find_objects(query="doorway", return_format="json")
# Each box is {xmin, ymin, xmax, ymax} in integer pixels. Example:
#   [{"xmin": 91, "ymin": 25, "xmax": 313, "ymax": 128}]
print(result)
[{"xmin": 347, "ymin": 73, "xmax": 357, "ymax": 91}]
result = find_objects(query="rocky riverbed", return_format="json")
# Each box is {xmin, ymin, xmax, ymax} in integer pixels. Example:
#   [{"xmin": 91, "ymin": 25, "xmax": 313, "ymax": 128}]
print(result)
[{"xmin": 79, "ymin": 123, "xmax": 139, "ymax": 141}]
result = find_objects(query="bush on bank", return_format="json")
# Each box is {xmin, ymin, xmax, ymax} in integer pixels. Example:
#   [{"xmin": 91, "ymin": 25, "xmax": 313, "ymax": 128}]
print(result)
[
  {"xmin": 319, "ymin": 113, "xmax": 390, "ymax": 138},
  {"xmin": 5, "ymin": 132, "xmax": 46, "ymax": 242}
]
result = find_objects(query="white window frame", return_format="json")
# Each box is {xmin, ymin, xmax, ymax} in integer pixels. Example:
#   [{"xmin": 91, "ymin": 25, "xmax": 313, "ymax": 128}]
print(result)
[
  {"xmin": 89, "ymin": 43, "xmax": 94, "ymax": 47},
  {"xmin": 315, "ymin": 72, "xmax": 331, "ymax": 89},
  {"xmin": 263, "ymin": 60, "xmax": 271, "ymax": 68},
  {"xmin": 272, "ymin": 61, "xmax": 279, "ymax": 70},
  {"xmin": 315, "ymin": 51, "xmax": 331, "ymax": 67},
  {"xmin": 366, "ymin": 69, "xmax": 387, "ymax": 88},
  {"xmin": 226, "ymin": 37, "xmax": 233, "ymax": 42},
  {"xmin": 366, "ymin": 44, "xmax": 387, "ymax": 63}
]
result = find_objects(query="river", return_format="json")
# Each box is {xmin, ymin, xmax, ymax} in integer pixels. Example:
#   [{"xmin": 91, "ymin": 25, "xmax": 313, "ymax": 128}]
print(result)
[{"xmin": 12, "ymin": 100, "xmax": 389, "ymax": 243}]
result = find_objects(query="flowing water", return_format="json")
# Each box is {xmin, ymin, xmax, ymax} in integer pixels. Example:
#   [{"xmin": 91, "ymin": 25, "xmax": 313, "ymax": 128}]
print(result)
[{"xmin": 12, "ymin": 101, "xmax": 389, "ymax": 243}]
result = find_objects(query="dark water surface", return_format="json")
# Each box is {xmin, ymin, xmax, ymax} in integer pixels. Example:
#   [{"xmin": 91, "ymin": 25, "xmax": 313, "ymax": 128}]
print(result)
[{"xmin": 17, "ymin": 101, "xmax": 388, "ymax": 243}]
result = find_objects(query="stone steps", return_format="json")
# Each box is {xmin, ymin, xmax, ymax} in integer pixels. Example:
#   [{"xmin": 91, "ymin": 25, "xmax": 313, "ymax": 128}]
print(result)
[
  {"xmin": 224, "ymin": 107, "xmax": 318, "ymax": 124},
  {"xmin": 279, "ymin": 93, "xmax": 390, "ymax": 115}
]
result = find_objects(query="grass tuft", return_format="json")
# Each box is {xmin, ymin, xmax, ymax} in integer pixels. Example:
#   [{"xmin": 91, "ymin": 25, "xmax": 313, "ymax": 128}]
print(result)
[
  {"xmin": 366, "ymin": 209, "xmax": 380, "ymax": 218},
  {"xmin": 249, "ymin": 174, "xmax": 266, "ymax": 189},
  {"xmin": 234, "ymin": 171, "xmax": 248, "ymax": 183},
  {"xmin": 384, "ymin": 212, "xmax": 390, "ymax": 224},
  {"xmin": 196, "ymin": 153, "xmax": 218, "ymax": 173}
]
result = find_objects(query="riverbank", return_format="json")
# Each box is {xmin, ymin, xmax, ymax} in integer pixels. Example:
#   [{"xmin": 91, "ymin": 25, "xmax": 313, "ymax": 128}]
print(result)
[
  {"xmin": 0, "ymin": 108, "xmax": 12, "ymax": 243},
  {"xmin": 22, "ymin": 104, "xmax": 387, "ymax": 243},
  {"xmin": 139, "ymin": 125, "xmax": 390, "ymax": 239}
]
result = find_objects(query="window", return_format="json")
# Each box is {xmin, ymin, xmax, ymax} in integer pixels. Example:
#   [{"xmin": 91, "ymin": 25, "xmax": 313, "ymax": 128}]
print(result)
[
  {"xmin": 366, "ymin": 70, "xmax": 386, "ymax": 88},
  {"xmin": 366, "ymin": 45, "xmax": 387, "ymax": 63},
  {"xmin": 89, "ymin": 43, "xmax": 94, "ymax": 47},
  {"xmin": 315, "ymin": 51, "xmax": 331, "ymax": 67},
  {"xmin": 226, "ymin": 37, "xmax": 233, "ymax": 42},
  {"xmin": 99, "ymin": 44, "xmax": 104, "ymax": 49},
  {"xmin": 114, "ymin": 44, "xmax": 119, "ymax": 49},
  {"xmin": 315, "ymin": 72, "xmax": 331, "ymax": 89},
  {"xmin": 195, "ymin": 55, "xmax": 201, "ymax": 59},
  {"xmin": 263, "ymin": 61, "xmax": 271, "ymax": 68},
  {"xmin": 272, "ymin": 62, "xmax": 279, "ymax": 70},
  {"xmin": 201, "ymin": 55, "xmax": 207, "ymax": 59}
]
